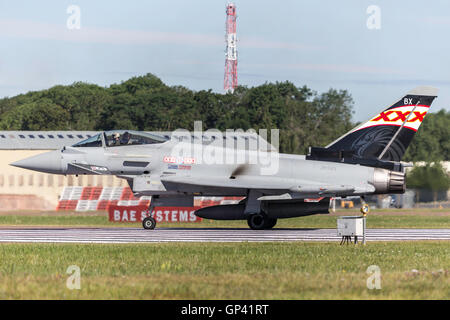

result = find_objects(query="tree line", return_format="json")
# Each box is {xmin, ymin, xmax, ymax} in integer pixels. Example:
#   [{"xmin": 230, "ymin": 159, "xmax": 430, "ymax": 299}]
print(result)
[{"xmin": 0, "ymin": 73, "xmax": 448, "ymax": 162}]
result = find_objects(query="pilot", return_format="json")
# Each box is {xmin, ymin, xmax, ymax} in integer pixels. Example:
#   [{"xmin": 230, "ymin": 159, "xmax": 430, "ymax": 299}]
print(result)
[
  {"xmin": 112, "ymin": 132, "xmax": 121, "ymax": 146},
  {"xmin": 121, "ymin": 131, "xmax": 131, "ymax": 145}
]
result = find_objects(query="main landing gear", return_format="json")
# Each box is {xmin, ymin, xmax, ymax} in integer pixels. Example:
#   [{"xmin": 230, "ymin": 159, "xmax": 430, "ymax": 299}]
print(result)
[
  {"xmin": 247, "ymin": 213, "xmax": 277, "ymax": 230},
  {"xmin": 244, "ymin": 190, "xmax": 277, "ymax": 230}
]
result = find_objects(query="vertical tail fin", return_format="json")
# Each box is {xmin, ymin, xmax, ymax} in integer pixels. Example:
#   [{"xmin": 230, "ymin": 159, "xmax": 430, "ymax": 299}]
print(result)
[{"xmin": 324, "ymin": 86, "xmax": 438, "ymax": 162}]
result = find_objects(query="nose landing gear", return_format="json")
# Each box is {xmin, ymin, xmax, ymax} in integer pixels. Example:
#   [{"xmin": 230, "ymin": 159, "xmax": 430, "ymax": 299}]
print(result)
[
  {"xmin": 143, "ymin": 216, "xmax": 156, "ymax": 230},
  {"xmin": 143, "ymin": 205, "xmax": 156, "ymax": 230}
]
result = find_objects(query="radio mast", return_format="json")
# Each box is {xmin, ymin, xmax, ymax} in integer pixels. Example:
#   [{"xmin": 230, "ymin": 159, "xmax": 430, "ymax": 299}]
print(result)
[{"xmin": 224, "ymin": 3, "xmax": 238, "ymax": 93}]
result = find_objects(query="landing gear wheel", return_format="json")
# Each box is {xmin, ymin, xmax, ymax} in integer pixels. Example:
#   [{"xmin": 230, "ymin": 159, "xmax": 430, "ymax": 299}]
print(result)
[
  {"xmin": 264, "ymin": 218, "xmax": 277, "ymax": 230},
  {"xmin": 247, "ymin": 213, "xmax": 266, "ymax": 230},
  {"xmin": 247, "ymin": 214, "xmax": 276, "ymax": 230},
  {"xmin": 360, "ymin": 204, "xmax": 370, "ymax": 215},
  {"xmin": 143, "ymin": 216, "xmax": 156, "ymax": 230}
]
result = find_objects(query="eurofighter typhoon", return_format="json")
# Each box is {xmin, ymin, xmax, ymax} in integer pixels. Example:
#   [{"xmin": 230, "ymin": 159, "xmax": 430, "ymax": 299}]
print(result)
[{"xmin": 12, "ymin": 87, "xmax": 438, "ymax": 230}]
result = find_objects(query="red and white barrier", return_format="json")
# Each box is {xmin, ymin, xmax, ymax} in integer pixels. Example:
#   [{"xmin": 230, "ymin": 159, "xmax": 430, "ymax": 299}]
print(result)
[
  {"xmin": 57, "ymin": 186, "xmax": 150, "ymax": 211},
  {"xmin": 57, "ymin": 186, "xmax": 243, "ymax": 212}
]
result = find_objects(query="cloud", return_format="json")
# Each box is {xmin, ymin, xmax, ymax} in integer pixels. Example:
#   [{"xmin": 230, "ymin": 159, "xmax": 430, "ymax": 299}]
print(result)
[
  {"xmin": 170, "ymin": 59, "xmax": 408, "ymax": 77},
  {"xmin": 0, "ymin": 18, "xmax": 221, "ymax": 46},
  {"xmin": 424, "ymin": 16, "xmax": 450, "ymax": 26},
  {"xmin": 0, "ymin": 18, "xmax": 320, "ymax": 50},
  {"xmin": 238, "ymin": 36, "xmax": 321, "ymax": 50},
  {"xmin": 248, "ymin": 62, "xmax": 409, "ymax": 75},
  {"xmin": 344, "ymin": 79, "xmax": 450, "ymax": 87}
]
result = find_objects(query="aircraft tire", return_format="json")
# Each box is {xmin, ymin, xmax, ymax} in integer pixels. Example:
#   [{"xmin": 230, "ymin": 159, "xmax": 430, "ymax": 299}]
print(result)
[
  {"xmin": 264, "ymin": 218, "xmax": 277, "ymax": 229},
  {"xmin": 247, "ymin": 213, "xmax": 268, "ymax": 230},
  {"xmin": 143, "ymin": 217, "xmax": 156, "ymax": 230}
]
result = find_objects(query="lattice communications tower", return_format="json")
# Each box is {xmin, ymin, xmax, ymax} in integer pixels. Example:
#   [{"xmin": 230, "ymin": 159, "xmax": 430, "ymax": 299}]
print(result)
[{"xmin": 224, "ymin": 3, "xmax": 238, "ymax": 93}]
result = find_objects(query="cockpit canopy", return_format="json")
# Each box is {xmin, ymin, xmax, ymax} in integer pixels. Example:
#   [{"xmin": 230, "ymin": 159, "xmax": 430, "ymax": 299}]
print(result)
[
  {"xmin": 72, "ymin": 134, "xmax": 103, "ymax": 148},
  {"xmin": 72, "ymin": 130, "xmax": 169, "ymax": 148}
]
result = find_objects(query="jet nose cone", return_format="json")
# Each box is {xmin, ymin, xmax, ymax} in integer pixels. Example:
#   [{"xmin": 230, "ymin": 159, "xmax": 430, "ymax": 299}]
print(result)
[{"xmin": 10, "ymin": 150, "xmax": 62, "ymax": 174}]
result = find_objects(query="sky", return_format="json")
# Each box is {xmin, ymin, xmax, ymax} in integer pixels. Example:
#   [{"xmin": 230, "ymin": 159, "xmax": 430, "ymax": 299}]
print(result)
[{"xmin": 0, "ymin": 0, "xmax": 450, "ymax": 121}]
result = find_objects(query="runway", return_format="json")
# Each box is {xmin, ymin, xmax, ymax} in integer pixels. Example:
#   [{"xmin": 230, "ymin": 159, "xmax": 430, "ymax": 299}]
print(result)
[{"xmin": 0, "ymin": 227, "xmax": 449, "ymax": 244}]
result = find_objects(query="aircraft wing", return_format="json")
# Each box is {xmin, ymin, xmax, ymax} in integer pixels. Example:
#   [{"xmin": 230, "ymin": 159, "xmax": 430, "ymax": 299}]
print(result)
[{"xmin": 160, "ymin": 175, "xmax": 367, "ymax": 196}]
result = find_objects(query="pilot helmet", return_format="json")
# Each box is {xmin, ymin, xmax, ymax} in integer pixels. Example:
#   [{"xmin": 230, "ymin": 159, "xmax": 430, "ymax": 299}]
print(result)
[{"xmin": 113, "ymin": 132, "xmax": 120, "ymax": 139}]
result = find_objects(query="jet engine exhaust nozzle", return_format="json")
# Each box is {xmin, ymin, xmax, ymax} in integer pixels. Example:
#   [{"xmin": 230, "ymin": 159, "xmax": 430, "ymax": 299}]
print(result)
[
  {"xmin": 388, "ymin": 171, "xmax": 406, "ymax": 193},
  {"xmin": 373, "ymin": 168, "xmax": 406, "ymax": 194}
]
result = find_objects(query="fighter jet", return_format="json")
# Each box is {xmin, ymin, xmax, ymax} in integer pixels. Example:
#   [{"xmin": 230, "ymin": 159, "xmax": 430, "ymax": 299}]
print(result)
[{"xmin": 11, "ymin": 86, "xmax": 438, "ymax": 230}]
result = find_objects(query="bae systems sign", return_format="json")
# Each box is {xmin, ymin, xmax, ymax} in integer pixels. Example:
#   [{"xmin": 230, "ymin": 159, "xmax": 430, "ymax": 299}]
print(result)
[{"xmin": 108, "ymin": 205, "xmax": 202, "ymax": 223}]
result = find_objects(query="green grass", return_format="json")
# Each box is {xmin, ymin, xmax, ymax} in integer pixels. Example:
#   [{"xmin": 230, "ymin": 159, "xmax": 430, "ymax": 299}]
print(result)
[
  {"xmin": 0, "ymin": 242, "xmax": 448, "ymax": 299},
  {"xmin": 0, "ymin": 211, "xmax": 448, "ymax": 229},
  {"xmin": 0, "ymin": 210, "xmax": 448, "ymax": 299}
]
